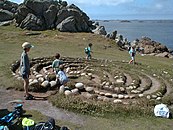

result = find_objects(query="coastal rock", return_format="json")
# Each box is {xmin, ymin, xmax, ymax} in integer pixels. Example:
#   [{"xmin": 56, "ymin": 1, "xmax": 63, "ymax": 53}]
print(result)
[
  {"xmin": 92, "ymin": 26, "xmax": 107, "ymax": 35},
  {"xmin": 155, "ymin": 52, "xmax": 170, "ymax": 58},
  {"xmin": 106, "ymin": 30, "xmax": 117, "ymax": 40},
  {"xmin": 138, "ymin": 37, "xmax": 169, "ymax": 54}
]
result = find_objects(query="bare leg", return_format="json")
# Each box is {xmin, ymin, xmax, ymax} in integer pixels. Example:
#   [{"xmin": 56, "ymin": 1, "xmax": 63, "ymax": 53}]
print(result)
[{"xmin": 23, "ymin": 78, "xmax": 29, "ymax": 96}]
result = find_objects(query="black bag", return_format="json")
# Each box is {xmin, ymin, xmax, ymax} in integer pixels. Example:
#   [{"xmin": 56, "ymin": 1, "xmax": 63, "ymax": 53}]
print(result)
[
  {"xmin": 132, "ymin": 52, "xmax": 135, "ymax": 57},
  {"xmin": 23, "ymin": 126, "xmax": 35, "ymax": 130},
  {"xmin": 34, "ymin": 118, "xmax": 55, "ymax": 130},
  {"xmin": 60, "ymin": 126, "xmax": 70, "ymax": 130}
]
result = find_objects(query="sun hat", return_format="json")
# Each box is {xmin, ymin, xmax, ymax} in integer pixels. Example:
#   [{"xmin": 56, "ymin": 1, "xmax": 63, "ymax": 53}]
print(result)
[{"xmin": 22, "ymin": 42, "xmax": 34, "ymax": 49}]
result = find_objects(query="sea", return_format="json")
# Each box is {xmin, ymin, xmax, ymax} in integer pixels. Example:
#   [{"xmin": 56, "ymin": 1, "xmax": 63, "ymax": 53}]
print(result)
[{"xmin": 97, "ymin": 20, "xmax": 173, "ymax": 50}]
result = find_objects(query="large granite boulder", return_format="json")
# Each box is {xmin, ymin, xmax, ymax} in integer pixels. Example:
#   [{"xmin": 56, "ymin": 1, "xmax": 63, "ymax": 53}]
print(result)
[
  {"xmin": 19, "ymin": 13, "xmax": 45, "ymax": 30},
  {"xmin": 106, "ymin": 30, "xmax": 117, "ymax": 40},
  {"xmin": 13, "ymin": 0, "xmax": 94, "ymax": 32},
  {"xmin": 0, "ymin": 9, "xmax": 14, "ymax": 22},
  {"xmin": 43, "ymin": 4, "xmax": 58, "ymax": 29},
  {"xmin": 56, "ymin": 4, "xmax": 91, "ymax": 32},
  {"xmin": 0, "ymin": 0, "xmax": 18, "ymax": 13},
  {"xmin": 0, "ymin": 0, "xmax": 18, "ymax": 22},
  {"xmin": 92, "ymin": 26, "xmax": 107, "ymax": 35},
  {"xmin": 14, "ymin": 4, "xmax": 31, "ymax": 26},
  {"xmin": 23, "ymin": 0, "xmax": 56, "ymax": 16},
  {"xmin": 138, "ymin": 37, "xmax": 169, "ymax": 54},
  {"xmin": 57, "ymin": 16, "xmax": 77, "ymax": 32}
]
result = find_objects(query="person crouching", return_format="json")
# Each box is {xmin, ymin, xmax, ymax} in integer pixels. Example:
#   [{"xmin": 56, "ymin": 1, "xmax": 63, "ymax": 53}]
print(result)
[{"xmin": 57, "ymin": 65, "xmax": 68, "ymax": 86}]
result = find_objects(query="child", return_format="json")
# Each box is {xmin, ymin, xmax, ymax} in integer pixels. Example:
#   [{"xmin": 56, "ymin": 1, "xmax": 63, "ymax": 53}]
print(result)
[
  {"xmin": 20, "ymin": 42, "xmax": 34, "ymax": 100},
  {"xmin": 129, "ymin": 44, "xmax": 136, "ymax": 64},
  {"xmin": 85, "ymin": 43, "xmax": 93, "ymax": 60},
  {"xmin": 52, "ymin": 53, "xmax": 63, "ymax": 74},
  {"xmin": 57, "ymin": 65, "xmax": 68, "ymax": 85}
]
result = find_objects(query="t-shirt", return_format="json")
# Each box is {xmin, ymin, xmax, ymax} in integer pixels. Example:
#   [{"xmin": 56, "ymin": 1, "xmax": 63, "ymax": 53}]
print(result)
[
  {"xmin": 52, "ymin": 59, "xmax": 63, "ymax": 72},
  {"xmin": 57, "ymin": 70, "xmax": 68, "ymax": 84},
  {"xmin": 129, "ymin": 48, "xmax": 136, "ymax": 57},
  {"xmin": 85, "ymin": 47, "xmax": 91, "ymax": 54},
  {"xmin": 20, "ymin": 51, "xmax": 30, "ymax": 76}
]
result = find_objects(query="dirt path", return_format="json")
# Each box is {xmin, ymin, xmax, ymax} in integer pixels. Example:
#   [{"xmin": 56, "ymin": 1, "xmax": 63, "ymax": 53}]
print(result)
[
  {"xmin": 136, "ymin": 75, "xmax": 149, "ymax": 92},
  {"xmin": 0, "ymin": 88, "xmax": 86, "ymax": 126},
  {"xmin": 124, "ymin": 73, "xmax": 132, "ymax": 86},
  {"xmin": 103, "ymin": 71, "xmax": 116, "ymax": 83},
  {"xmin": 142, "ymin": 74, "xmax": 160, "ymax": 94},
  {"xmin": 161, "ymin": 77, "xmax": 172, "ymax": 96},
  {"xmin": 141, "ymin": 73, "xmax": 172, "ymax": 96}
]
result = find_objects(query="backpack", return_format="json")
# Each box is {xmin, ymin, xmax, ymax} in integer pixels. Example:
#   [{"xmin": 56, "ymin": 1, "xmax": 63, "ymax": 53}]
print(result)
[
  {"xmin": 34, "ymin": 118, "xmax": 55, "ymax": 130},
  {"xmin": 0, "ymin": 126, "xmax": 9, "ymax": 130},
  {"xmin": 128, "ymin": 46, "xmax": 131, "ymax": 51},
  {"xmin": 84, "ymin": 47, "xmax": 89, "ymax": 53},
  {"xmin": 22, "ymin": 118, "xmax": 35, "ymax": 130}
]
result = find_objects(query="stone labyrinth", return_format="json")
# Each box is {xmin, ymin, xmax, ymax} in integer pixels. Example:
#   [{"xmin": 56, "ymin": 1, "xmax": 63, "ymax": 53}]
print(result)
[{"xmin": 11, "ymin": 56, "xmax": 169, "ymax": 104}]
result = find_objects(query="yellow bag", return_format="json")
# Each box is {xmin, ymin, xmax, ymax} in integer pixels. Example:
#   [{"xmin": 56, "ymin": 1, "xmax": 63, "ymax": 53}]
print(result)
[{"xmin": 22, "ymin": 117, "xmax": 35, "ymax": 126}]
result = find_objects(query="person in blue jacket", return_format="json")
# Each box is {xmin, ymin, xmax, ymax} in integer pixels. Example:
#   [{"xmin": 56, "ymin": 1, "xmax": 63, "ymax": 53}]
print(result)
[{"xmin": 20, "ymin": 42, "xmax": 34, "ymax": 100}]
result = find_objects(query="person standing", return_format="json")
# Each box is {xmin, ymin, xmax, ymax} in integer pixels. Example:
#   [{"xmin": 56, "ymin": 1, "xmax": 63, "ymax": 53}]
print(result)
[
  {"xmin": 129, "ymin": 44, "xmax": 136, "ymax": 64},
  {"xmin": 85, "ymin": 43, "xmax": 93, "ymax": 60},
  {"xmin": 20, "ymin": 42, "xmax": 34, "ymax": 100}
]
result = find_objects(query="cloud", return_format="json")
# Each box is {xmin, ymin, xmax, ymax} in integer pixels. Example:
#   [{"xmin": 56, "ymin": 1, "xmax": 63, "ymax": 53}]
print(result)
[
  {"xmin": 68, "ymin": 0, "xmax": 134, "ymax": 6},
  {"xmin": 155, "ymin": 4, "xmax": 163, "ymax": 9}
]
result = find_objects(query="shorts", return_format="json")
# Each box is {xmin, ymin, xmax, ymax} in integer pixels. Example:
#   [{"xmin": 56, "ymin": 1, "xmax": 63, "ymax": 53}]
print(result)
[
  {"xmin": 22, "ymin": 74, "xmax": 29, "ymax": 79},
  {"xmin": 131, "ymin": 56, "xmax": 135, "ymax": 60}
]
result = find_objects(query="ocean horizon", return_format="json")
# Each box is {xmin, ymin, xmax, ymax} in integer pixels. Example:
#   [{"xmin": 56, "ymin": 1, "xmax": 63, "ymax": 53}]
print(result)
[{"xmin": 96, "ymin": 20, "xmax": 173, "ymax": 50}]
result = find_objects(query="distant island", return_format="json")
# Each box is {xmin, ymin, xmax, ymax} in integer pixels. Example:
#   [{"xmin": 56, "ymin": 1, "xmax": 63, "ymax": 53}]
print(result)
[{"xmin": 120, "ymin": 20, "xmax": 131, "ymax": 22}]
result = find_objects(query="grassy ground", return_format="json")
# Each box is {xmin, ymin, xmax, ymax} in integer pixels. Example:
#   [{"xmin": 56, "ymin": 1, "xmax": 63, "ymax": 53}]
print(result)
[{"xmin": 1, "ymin": 25, "xmax": 173, "ymax": 129}]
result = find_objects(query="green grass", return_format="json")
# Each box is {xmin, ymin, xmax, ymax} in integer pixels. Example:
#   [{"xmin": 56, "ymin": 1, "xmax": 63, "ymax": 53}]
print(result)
[{"xmin": 1, "ymin": 25, "xmax": 173, "ymax": 129}]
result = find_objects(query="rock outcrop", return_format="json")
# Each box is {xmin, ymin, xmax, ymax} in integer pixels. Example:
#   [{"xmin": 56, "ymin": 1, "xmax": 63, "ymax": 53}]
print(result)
[
  {"xmin": 138, "ymin": 37, "xmax": 169, "ymax": 54},
  {"xmin": 13, "ymin": 0, "xmax": 95, "ymax": 32},
  {"xmin": 0, "ymin": 0, "xmax": 18, "ymax": 22}
]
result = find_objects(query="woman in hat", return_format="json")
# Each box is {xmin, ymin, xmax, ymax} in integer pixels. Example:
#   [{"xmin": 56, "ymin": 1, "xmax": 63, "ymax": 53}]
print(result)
[{"xmin": 20, "ymin": 42, "xmax": 34, "ymax": 100}]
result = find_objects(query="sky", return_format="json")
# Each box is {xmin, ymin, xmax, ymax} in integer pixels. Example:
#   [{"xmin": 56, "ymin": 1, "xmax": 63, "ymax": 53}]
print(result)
[{"xmin": 11, "ymin": 0, "xmax": 173, "ymax": 20}]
